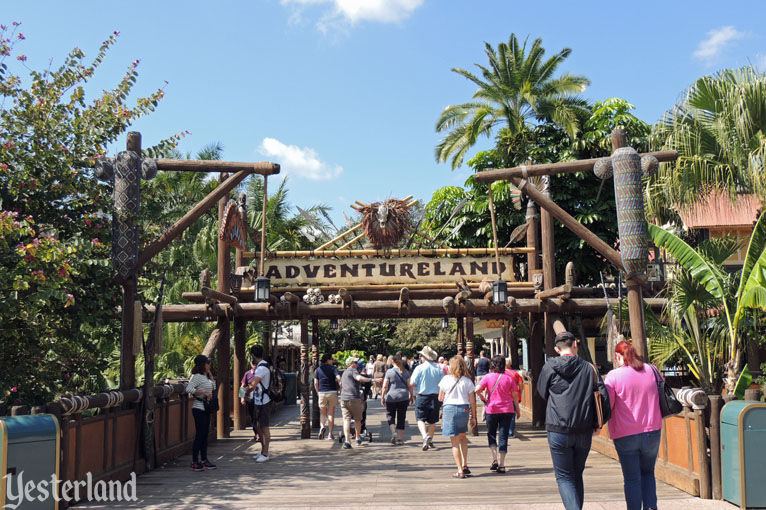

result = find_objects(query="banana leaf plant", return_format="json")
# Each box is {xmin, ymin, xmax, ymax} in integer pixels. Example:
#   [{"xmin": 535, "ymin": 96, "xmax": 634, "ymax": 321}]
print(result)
[{"xmin": 649, "ymin": 211, "xmax": 766, "ymax": 393}]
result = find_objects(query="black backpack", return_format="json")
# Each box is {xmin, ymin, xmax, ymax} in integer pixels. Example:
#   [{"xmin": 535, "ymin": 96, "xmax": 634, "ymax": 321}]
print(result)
[{"xmin": 258, "ymin": 361, "xmax": 285, "ymax": 403}]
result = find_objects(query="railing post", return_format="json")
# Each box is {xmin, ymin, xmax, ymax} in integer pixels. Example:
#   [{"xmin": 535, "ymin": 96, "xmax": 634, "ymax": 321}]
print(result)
[{"xmin": 709, "ymin": 395, "xmax": 723, "ymax": 500}]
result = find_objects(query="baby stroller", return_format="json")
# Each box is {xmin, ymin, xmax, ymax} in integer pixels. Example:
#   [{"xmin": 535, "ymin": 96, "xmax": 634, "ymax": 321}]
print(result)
[{"xmin": 338, "ymin": 397, "xmax": 373, "ymax": 443}]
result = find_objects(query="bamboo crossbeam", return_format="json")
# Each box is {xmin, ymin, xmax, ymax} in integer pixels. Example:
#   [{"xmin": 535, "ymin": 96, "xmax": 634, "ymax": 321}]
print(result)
[
  {"xmin": 136, "ymin": 170, "xmax": 251, "ymax": 271},
  {"xmin": 242, "ymin": 247, "xmax": 534, "ymax": 258},
  {"xmin": 142, "ymin": 297, "xmax": 666, "ymax": 322},
  {"xmin": 535, "ymin": 284, "xmax": 572, "ymax": 300},
  {"xmin": 315, "ymin": 223, "xmax": 363, "ymax": 251},
  {"xmin": 337, "ymin": 232, "xmax": 366, "ymax": 251},
  {"xmin": 153, "ymin": 159, "xmax": 280, "ymax": 175},
  {"xmin": 473, "ymin": 150, "xmax": 678, "ymax": 183}
]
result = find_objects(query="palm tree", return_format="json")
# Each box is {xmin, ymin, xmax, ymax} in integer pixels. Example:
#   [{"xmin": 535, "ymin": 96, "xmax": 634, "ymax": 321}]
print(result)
[
  {"xmin": 649, "ymin": 212, "xmax": 766, "ymax": 393},
  {"xmin": 652, "ymin": 66, "xmax": 766, "ymax": 209},
  {"xmin": 435, "ymin": 33, "xmax": 590, "ymax": 169}
]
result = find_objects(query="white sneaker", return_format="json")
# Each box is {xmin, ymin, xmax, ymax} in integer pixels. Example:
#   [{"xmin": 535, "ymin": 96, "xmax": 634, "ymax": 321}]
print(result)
[
  {"xmin": 326, "ymin": 431, "xmax": 335, "ymax": 441},
  {"xmin": 254, "ymin": 454, "xmax": 270, "ymax": 463}
]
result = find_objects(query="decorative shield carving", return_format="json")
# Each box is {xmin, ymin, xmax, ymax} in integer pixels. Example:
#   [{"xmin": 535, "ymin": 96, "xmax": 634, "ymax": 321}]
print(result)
[{"xmin": 219, "ymin": 200, "xmax": 248, "ymax": 252}]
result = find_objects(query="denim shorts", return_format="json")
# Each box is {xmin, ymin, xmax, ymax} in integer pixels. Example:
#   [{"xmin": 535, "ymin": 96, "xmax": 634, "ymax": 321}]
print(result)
[{"xmin": 442, "ymin": 404, "xmax": 470, "ymax": 437}]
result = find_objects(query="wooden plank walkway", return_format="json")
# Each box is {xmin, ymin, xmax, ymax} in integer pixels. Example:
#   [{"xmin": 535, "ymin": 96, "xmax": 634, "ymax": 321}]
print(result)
[{"xmin": 78, "ymin": 400, "xmax": 736, "ymax": 510}]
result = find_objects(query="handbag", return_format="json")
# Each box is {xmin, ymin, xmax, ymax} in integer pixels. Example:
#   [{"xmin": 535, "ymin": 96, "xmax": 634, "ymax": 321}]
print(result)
[
  {"xmin": 196, "ymin": 395, "xmax": 219, "ymax": 413},
  {"xmin": 650, "ymin": 365, "xmax": 682, "ymax": 417},
  {"xmin": 589, "ymin": 363, "xmax": 610, "ymax": 429}
]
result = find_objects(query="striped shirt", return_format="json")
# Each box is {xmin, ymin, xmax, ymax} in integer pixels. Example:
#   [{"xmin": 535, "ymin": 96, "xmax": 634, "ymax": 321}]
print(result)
[{"xmin": 186, "ymin": 374, "xmax": 216, "ymax": 411}]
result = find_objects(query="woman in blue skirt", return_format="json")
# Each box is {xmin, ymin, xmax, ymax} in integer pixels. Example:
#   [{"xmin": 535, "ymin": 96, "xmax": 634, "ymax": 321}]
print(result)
[{"xmin": 439, "ymin": 355, "xmax": 477, "ymax": 478}]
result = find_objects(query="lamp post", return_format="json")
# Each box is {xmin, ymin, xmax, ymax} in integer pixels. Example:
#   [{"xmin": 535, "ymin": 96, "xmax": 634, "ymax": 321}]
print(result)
[
  {"xmin": 330, "ymin": 318, "xmax": 339, "ymax": 330},
  {"xmin": 441, "ymin": 317, "xmax": 449, "ymax": 330}
]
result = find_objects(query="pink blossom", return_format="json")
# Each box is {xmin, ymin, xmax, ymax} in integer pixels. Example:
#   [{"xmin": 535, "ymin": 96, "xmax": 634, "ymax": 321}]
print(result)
[
  {"xmin": 92, "ymin": 238, "xmax": 100, "ymax": 246},
  {"xmin": 17, "ymin": 33, "xmax": 25, "ymax": 40},
  {"xmin": 10, "ymin": 387, "xmax": 17, "ymax": 392},
  {"xmin": 16, "ymin": 54, "xmax": 26, "ymax": 62},
  {"xmin": 96, "ymin": 223, "xmax": 103, "ymax": 229},
  {"xmin": 85, "ymin": 218, "xmax": 92, "ymax": 226}
]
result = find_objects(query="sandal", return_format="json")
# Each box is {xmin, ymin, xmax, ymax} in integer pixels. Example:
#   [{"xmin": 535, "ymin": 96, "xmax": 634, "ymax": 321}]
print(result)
[
  {"xmin": 462, "ymin": 466, "xmax": 471, "ymax": 475},
  {"xmin": 452, "ymin": 471, "xmax": 465, "ymax": 479},
  {"xmin": 496, "ymin": 466, "xmax": 506, "ymax": 474},
  {"xmin": 490, "ymin": 461, "xmax": 498, "ymax": 471}
]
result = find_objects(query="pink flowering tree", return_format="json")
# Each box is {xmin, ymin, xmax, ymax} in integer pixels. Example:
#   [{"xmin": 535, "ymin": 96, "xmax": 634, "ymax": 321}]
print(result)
[{"xmin": 0, "ymin": 23, "xmax": 181, "ymax": 405}]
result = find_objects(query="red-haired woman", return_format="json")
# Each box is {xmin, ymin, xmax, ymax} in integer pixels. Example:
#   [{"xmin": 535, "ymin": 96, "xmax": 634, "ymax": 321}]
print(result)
[{"xmin": 604, "ymin": 341, "xmax": 663, "ymax": 510}]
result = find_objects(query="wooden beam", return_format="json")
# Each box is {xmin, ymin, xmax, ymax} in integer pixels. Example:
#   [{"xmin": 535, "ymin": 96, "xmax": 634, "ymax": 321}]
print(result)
[
  {"xmin": 473, "ymin": 150, "xmax": 678, "ymax": 183},
  {"xmin": 144, "ymin": 297, "xmax": 667, "ymax": 322},
  {"xmin": 514, "ymin": 178, "xmax": 625, "ymax": 272},
  {"xmin": 243, "ymin": 247, "xmax": 534, "ymax": 258},
  {"xmin": 136, "ymin": 170, "xmax": 251, "ymax": 270},
  {"xmin": 300, "ymin": 319, "xmax": 310, "ymax": 439},
  {"xmin": 337, "ymin": 232, "xmax": 365, "ymax": 251},
  {"xmin": 217, "ymin": 179, "xmax": 231, "ymax": 439},
  {"xmin": 153, "ymin": 159, "xmax": 280, "ymax": 175},
  {"xmin": 536, "ymin": 284, "xmax": 572, "ymax": 300},
  {"xmin": 201, "ymin": 286, "xmax": 238, "ymax": 304}
]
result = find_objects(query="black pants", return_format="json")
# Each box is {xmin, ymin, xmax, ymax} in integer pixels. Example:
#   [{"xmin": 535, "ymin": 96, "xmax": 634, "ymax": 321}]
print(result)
[
  {"xmin": 385, "ymin": 400, "xmax": 408, "ymax": 430},
  {"xmin": 246, "ymin": 399, "xmax": 257, "ymax": 437},
  {"xmin": 192, "ymin": 408, "xmax": 211, "ymax": 463}
]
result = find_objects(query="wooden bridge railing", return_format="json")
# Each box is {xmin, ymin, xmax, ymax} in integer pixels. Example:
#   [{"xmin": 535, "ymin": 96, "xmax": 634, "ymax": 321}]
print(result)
[{"xmin": 10, "ymin": 384, "xmax": 214, "ymax": 508}]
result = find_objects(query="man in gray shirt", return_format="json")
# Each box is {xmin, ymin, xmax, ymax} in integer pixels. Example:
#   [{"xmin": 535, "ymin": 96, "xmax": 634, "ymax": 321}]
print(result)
[{"xmin": 340, "ymin": 356, "xmax": 376, "ymax": 449}]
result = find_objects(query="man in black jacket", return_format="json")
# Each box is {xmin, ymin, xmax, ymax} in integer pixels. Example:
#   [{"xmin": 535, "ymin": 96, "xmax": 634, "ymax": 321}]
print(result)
[{"xmin": 538, "ymin": 331, "xmax": 608, "ymax": 510}]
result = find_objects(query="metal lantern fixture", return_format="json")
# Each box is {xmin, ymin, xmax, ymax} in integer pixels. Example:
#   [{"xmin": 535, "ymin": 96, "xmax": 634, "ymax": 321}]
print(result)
[
  {"xmin": 230, "ymin": 273, "xmax": 243, "ymax": 294},
  {"xmin": 255, "ymin": 276, "xmax": 271, "ymax": 302},
  {"xmin": 330, "ymin": 318, "xmax": 339, "ymax": 330},
  {"xmin": 492, "ymin": 279, "xmax": 508, "ymax": 305},
  {"xmin": 441, "ymin": 318, "xmax": 449, "ymax": 330}
]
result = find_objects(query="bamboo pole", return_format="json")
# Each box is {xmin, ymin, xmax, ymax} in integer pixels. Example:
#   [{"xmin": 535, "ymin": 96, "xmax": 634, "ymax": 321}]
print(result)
[
  {"xmin": 300, "ymin": 319, "xmax": 310, "ymax": 439},
  {"xmin": 259, "ymin": 176, "xmax": 268, "ymax": 276},
  {"xmin": 201, "ymin": 287, "xmax": 238, "ymax": 304},
  {"xmin": 487, "ymin": 185, "xmax": 501, "ymax": 278},
  {"xmin": 337, "ymin": 232, "xmax": 366, "ymax": 251},
  {"xmin": 315, "ymin": 223, "xmax": 363, "ymax": 251},
  {"xmin": 244, "ymin": 247, "xmax": 534, "ymax": 258},
  {"xmin": 217, "ymin": 175, "xmax": 231, "ymax": 439},
  {"xmin": 473, "ymin": 150, "xmax": 678, "ymax": 183}
]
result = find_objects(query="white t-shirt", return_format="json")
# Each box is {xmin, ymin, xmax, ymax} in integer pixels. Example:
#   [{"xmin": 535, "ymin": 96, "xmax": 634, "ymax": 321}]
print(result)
[
  {"xmin": 438, "ymin": 375, "xmax": 475, "ymax": 405},
  {"xmin": 253, "ymin": 361, "xmax": 271, "ymax": 405}
]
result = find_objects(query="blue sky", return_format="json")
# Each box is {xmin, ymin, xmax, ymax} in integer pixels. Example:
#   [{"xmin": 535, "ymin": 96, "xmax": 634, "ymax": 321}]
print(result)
[{"xmin": 3, "ymin": 0, "xmax": 766, "ymax": 226}]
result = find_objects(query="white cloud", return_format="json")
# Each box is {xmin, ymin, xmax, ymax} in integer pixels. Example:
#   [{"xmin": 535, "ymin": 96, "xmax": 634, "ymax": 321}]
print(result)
[
  {"xmin": 280, "ymin": 0, "xmax": 423, "ymax": 31},
  {"xmin": 258, "ymin": 137, "xmax": 342, "ymax": 180},
  {"xmin": 693, "ymin": 26, "xmax": 746, "ymax": 62}
]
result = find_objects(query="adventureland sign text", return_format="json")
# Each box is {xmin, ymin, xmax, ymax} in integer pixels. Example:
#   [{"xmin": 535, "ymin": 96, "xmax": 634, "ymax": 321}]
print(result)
[{"xmin": 263, "ymin": 256, "xmax": 514, "ymax": 285}]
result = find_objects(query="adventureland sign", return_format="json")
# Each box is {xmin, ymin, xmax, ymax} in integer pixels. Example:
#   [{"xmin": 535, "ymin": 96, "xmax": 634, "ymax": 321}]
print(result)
[{"xmin": 263, "ymin": 256, "xmax": 514, "ymax": 286}]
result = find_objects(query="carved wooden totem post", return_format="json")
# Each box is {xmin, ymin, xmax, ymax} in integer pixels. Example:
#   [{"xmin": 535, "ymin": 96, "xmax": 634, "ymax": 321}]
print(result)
[
  {"xmin": 311, "ymin": 319, "xmax": 320, "ymax": 430},
  {"xmin": 300, "ymin": 319, "xmax": 311, "ymax": 439},
  {"xmin": 95, "ymin": 132, "xmax": 158, "ymax": 390}
]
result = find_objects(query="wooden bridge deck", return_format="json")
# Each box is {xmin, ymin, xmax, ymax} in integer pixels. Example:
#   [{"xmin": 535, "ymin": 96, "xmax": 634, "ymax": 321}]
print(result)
[{"xmin": 77, "ymin": 400, "xmax": 735, "ymax": 510}]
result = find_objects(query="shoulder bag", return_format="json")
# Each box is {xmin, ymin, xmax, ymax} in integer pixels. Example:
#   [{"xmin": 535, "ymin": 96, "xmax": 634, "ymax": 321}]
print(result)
[
  {"xmin": 589, "ymin": 363, "xmax": 610, "ymax": 429},
  {"xmin": 650, "ymin": 364, "xmax": 682, "ymax": 417}
]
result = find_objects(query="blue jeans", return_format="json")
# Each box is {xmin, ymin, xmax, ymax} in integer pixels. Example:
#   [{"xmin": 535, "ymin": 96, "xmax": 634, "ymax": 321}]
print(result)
[
  {"xmin": 485, "ymin": 413, "xmax": 512, "ymax": 453},
  {"xmin": 613, "ymin": 429, "xmax": 661, "ymax": 510},
  {"xmin": 508, "ymin": 412, "xmax": 516, "ymax": 437},
  {"xmin": 547, "ymin": 431, "xmax": 592, "ymax": 510}
]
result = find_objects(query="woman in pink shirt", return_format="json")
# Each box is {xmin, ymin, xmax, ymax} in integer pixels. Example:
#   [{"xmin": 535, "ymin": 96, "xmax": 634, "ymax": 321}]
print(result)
[
  {"xmin": 604, "ymin": 341, "xmax": 663, "ymax": 510},
  {"xmin": 476, "ymin": 356, "xmax": 519, "ymax": 474}
]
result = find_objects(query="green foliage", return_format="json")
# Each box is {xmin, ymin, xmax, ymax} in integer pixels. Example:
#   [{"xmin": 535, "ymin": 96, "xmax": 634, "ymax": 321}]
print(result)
[
  {"xmin": 390, "ymin": 318, "xmax": 459, "ymax": 357},
  {"xmin": 734, "ymin": 365, "xmax": 753, "ymax": 400},
  {"xmin": 651, "ymin": 66, "xmax": 766, "ymax": 214},
  {"xmin": 435, "ymin": 33, "xmax": 590, "ymax": 169},
  {"xmin": 649, "ymin": 215, "xmax": 766, "ymax": 392},
  {"xmin": 427, "ymin": 98, "xmax": 649, "ymax": 285},
  {"xmin": 0, "ymin": 24, "xmax": 178, "ymax": 405},
  {"xmin": 332, "ymin": 350, "xmax": 366, "ymax": 370}
]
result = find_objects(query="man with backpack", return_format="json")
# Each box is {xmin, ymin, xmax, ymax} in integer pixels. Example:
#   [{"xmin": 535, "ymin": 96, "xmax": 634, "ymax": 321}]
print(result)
[{"xmin": 246, "ymin": 345, "xmax": 274, "ymax": 463}]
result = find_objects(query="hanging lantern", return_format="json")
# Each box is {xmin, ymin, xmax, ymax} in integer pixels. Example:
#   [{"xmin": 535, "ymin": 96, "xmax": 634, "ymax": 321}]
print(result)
[
  {"xmin": 255, "ymin": 276, "xmax": 271, "ymax": 302},
  {"xmin": 330, "ymin": 318, "xmax": 339, "ymax": 330},
  {"xmin": 492, "ymin": 279, "xmax": 507, "ymax": 305},
  {"xmin": 441, "ymin": 317, "xmax": 449, "ymax": 330},
  {"xmin": 230, "ymin": 273, "xmax": 243, "ymax": 294}
]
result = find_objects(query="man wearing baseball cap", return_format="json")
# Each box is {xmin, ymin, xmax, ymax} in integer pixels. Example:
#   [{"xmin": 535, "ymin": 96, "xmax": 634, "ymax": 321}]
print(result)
[
  {"xmin": 340, "ymin": 356, "xmax": 377, "ymax": 449},
  {"xmin": 410, "ymin": 346, "xmax": 444, "ymax": 451},
  {"xmin": 538, "ymin": 331, "xmax": 608, "ymax": 510}
]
